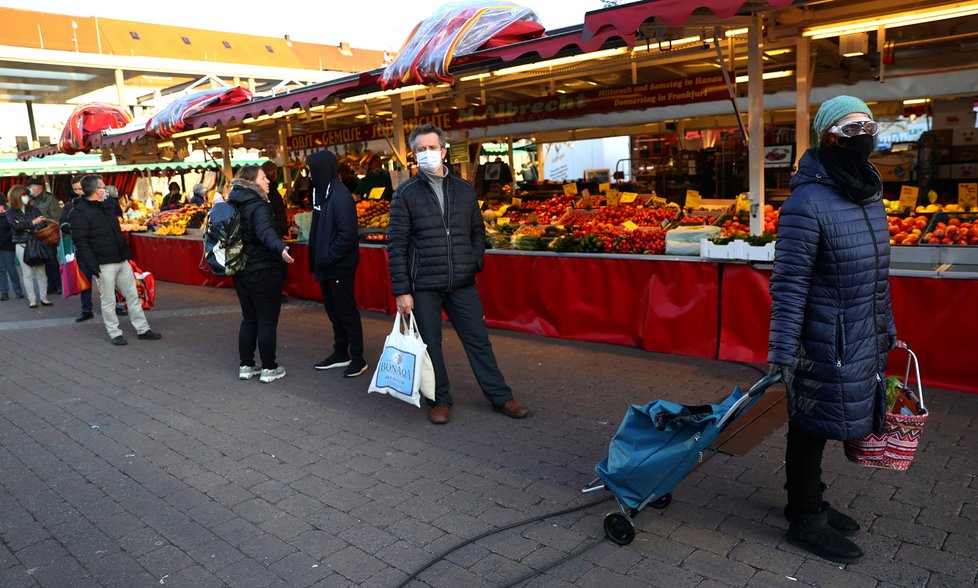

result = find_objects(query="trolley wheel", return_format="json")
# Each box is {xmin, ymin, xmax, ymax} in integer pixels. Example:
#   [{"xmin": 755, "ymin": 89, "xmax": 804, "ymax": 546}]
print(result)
[
  {"xmin": 649, "ymin": 493, "xmax": 672, "ymax": 509},
  {"xmin": 603, "ymin": 512, "xmax": 636, "ymax": 546}
]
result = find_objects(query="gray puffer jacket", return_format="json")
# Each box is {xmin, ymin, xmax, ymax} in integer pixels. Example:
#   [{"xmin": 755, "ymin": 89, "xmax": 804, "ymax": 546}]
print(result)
[{"xmin": 768, "ymin": 148, "xmax": 896, "ymax": 440}]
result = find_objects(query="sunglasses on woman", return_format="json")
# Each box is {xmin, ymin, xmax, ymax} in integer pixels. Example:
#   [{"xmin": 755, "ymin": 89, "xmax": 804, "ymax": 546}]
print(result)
[{"xmin": 828, "ymin": 120, "xmax": 879, "ymax": 137}]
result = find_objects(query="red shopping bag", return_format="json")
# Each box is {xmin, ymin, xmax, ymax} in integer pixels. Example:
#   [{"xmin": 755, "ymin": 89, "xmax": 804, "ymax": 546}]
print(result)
[
  {"xmin": 115, "ymin": 260, "xmax": 156, "ymax": 310},
  {"xmin": 60, "ymin": 258, "xmax": 91, "ymax": 298}
]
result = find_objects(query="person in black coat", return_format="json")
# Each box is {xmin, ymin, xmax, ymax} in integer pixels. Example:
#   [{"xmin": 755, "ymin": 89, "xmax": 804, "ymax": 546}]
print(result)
[
  {"xmin": 70, "ymin": 175, "xmax": 161, "ymax": 345},
  {"xmin": 227, "ymin": 165, "xmax": 294, "ymax": 384},
  {"xmin": 0, "ymin": 193, "xmax": 25, "ymax": 301},
  {"xmin": 6, "ymin": 184, "xmax": 53, "ymax": 308},
  {"xmin": 60, "ymin": 175, "xmax": 96, "ymax": 322},
  {"xmin": 306, "ymin": 150, "xmax": 367, "ymax": 378},
  {"xmin": 768, "ymin": 96, "xmax": 896, "ymax": 565},
  {"xmin": 388, "ymin": 124, "xmax": 528, "ymax": 425}
]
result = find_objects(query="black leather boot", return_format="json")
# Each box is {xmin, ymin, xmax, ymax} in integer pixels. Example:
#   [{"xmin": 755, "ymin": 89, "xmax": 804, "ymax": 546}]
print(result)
[
  {"xmin": 786, "ymin": 507, "xmax": 864, "ymax": 564},
  {"xmin": 785, "ymin": 501, "xmax": 860, "ymax": 537}
]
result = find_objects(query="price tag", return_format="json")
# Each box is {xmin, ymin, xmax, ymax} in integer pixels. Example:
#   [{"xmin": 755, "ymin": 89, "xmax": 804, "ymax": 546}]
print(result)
[
  {"xmin": 497, "ymin": 217, "xmax": 510, "ymax": 226},
  {"xmin": 368, "ymin": 187, "xmax": 385, "ymax": 200},
  {"xmin": 563, "ymin": 183, "xmax": 578, "ymax": 195},
  {"xmin": 958, "ymin": 183, "xmax": 978, "ymax": 209},
  {"xmin": 511, "ymin": 197, "xmax": 522, "ymax": 208},
  {"xmin": 652, "ymin": 196, "xmax": 667, "ymax": 207},
  {"xmin": 623, "ymin": 220, "xmax": 639, "ymax": 231},
  {"xmin": 496, "ymin": 204, "xmax": 509, "ymax": 216},
  {"xmin": 620, "ymin": 192, "xmax": 638, "ymax": 204},
  {"xmin": 598, "ymin": 182, "xmax": 611, "ymax": 194},
  {"xmin": 478, "ymin": 200, "xmax": 484, "ymax": 208},
  {"xmin": 685, "ymin": 190, "xmax": 702, "ymax": 210},
  {"xmin": 605, "ymin": 190, "xmax": 621, "ymax": 206},
  {"xmin": 556, "ymin": 225, "xmax": 565, "ymax": 230},
  {"xmin": 580, "ymin": 189, "xmax": 591, "ymax": 199},
  {"xmin": 899, "ymin": 185, "xmax": 919, "ymax": 209}
]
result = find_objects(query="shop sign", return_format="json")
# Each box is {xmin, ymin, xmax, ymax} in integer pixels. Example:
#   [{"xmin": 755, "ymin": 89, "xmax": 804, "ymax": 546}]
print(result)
[
  {"xmin": 899, "ymin": 185, "xmax": 920, "ymax": 209},
  {"xmin": 449, "ymin": 142, "xmax": 470, "ymax": 164},
  {"xmin": 958, "ymin": 182, "xmax": 977, "ymax": 209},
  {"xmin": 288, "ymin": 75, "xmax": 728, "ymax": 151}
]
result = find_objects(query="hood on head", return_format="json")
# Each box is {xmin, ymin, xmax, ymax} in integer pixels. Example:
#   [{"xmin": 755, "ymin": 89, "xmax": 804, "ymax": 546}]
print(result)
[
  {"xmin": 306, "ymin": 150, "xmax": 338, "ymax": 197},
  {"xmin": 228, "ymin": 178, "xmax": 268, "ymax": 202}
]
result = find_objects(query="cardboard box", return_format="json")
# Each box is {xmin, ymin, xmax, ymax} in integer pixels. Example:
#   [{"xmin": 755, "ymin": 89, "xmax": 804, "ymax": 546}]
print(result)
[
  {"xmin": 953, "ymin": 127, "xmax": 978, "ymax": 146},
  {"xmin": 952, "ymin": 146, "xmax": 978, "ymax": 163},
  {"xmin": 933, "ymin": 113, "xmax": 976, "ymax": 129},
  {"xmin": 950, "ymin": 163, "xmax": 977, "ymax": 179}
]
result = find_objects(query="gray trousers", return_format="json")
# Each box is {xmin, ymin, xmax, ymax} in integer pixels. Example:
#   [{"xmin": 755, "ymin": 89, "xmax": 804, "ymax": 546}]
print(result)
[
  {"xmin": 411, "ymin": 285, "xmax": 512, "ymax": 408},
  {"xmin": 94, "ymin": 261, "xmax": 150, "ymax": 338}
]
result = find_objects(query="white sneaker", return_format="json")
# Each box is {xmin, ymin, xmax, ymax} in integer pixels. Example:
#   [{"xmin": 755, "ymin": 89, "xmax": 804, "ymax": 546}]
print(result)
[
  {"xmin": 239, "ymin": 365, "xmax": 261, "ymax": 380},
  {"xmin": 259, "ymin": 366, "xmax": 286, "ymax": 383}
]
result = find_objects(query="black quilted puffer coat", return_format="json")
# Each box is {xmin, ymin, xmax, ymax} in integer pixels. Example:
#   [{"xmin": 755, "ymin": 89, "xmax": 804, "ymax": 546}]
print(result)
[
  {"xmin": 768, "ymin": 148, "xmax": 896, "ymax": 440},
  {"xmin": 388, "ymin": 171, "xmax": 485, "ymax": 296}
]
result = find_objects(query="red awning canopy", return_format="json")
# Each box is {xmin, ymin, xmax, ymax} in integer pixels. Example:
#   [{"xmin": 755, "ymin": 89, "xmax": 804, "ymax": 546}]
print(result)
[
  {"xmin": 16, "ymin": 145, "xmax": 60, "ymax": 161},
  {"xmin": 454, "ymin": 0, "xmax": 797, "ymax": 68},
  {"xmin": 582, "ymin": 0, "xmax": 798, "ymax": 38}
]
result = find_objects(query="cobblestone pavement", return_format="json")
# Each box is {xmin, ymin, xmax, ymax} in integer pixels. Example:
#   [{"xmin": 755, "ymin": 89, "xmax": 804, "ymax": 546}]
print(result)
[{"xmin": 1, "ymin": 281, "xmax": 975, "ymax": 587}]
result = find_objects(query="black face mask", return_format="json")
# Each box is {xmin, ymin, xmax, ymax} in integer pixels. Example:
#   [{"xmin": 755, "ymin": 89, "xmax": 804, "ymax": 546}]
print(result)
[
  {"xmin": 835, "ymin": 133, "xmax": 876, "ymax": 162},
  {"xmin": 818, "ymin": 134, "xmax": 881, "ymax": 205}
]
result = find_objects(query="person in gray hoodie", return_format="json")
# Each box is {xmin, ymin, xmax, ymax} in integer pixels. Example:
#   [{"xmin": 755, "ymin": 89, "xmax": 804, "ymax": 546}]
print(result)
[{"xmin": 306, "ymin": 150, "xmax": 367, "ymax": 378}]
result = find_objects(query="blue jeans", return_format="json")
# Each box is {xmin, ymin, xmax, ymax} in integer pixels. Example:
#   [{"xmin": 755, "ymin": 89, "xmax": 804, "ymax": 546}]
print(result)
[{"xmin": 0, "ymin": 249, "xmax": 23, "ymax": 296}]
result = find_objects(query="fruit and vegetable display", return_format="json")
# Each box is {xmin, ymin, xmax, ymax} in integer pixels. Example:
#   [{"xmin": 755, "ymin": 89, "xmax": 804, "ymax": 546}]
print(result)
[
  {"xmin": 920, "ymin": 215, "xmax": 978, "ymax": 246},
  {"xmin": 499, "ymin": 194, "xmax": 576, "ymax": 225},
  {"xmin": 357, "ymin": 201, "xmax": 390, "ymax": 229},
  {"xmin": 147, "ymin": 204, "xmax": 210, "ymax": 236}
]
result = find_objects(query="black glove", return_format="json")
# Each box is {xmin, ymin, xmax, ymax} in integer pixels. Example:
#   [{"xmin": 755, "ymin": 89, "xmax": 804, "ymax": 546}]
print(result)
[
  {"xmin": 768, "ymin": 363, "xmax": 790, "ymax": 379},
  {"xmin": 887, "ymin": 334, "xmax": 898, "ymax": 351}
]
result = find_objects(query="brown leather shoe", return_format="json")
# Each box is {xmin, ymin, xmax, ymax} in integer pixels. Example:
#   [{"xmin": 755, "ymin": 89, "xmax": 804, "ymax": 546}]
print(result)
[
  {"xmin": 494, "ymin": 399, "xmax": 529, "ymax": 419},
  {"xmin": 429, "ymin": 405, "xmax": 451, "ymax": 424}
]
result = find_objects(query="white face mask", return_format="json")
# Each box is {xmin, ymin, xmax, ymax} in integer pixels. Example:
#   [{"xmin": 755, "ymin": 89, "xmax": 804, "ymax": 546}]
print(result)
[
  {"xmin": 416, "ymin": 149, "xmax": 443, "ymax": 173},
  {"xmin": 21, "ymin": 196, "xmax": 30, "ymax": 205}
]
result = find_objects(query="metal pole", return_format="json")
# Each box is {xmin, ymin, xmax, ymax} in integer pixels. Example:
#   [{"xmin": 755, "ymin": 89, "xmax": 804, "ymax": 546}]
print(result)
[
  {"xmin": 507, "ymin": 136, "xmax": 516, "ymax": 194},
  {"xmin": 114, "ymin": 69, "xmax": 128, "ymax": 112},
  {"xmin": 219, "ymin": 126, "xmax": 233, "ymax": 181},
  {"xmin": 25, "ymin": 101, "xmax": 38, "ymax": 148},
  {"xmin": 795, "ymin": 35, "xmax": 812, "ymax": 168},
  {"xmin": 390, "ymin": 93, "xmax": 408, "ymax": 168},
  {"xmin": 277, "ymin": 121, "xmax": 292, "ymax": 189},
  {"xmin": 748, "ymin": 15, "xmax": 765, "ymax": 236}
]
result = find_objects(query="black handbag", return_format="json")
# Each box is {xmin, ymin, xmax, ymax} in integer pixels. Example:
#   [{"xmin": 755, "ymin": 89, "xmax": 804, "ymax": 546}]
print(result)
[{"xmin": 23, "ymin": 235, "xmax": 50, "ymax": 266}]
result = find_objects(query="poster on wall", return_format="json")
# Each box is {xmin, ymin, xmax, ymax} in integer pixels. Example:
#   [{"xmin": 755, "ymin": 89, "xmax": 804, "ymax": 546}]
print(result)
[{"xmin": 763, "ymin": 145, "xmax": 794, "ymax": 168}]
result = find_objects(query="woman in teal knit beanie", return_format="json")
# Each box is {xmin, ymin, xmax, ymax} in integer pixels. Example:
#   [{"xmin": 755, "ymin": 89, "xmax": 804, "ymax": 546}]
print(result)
[{"xmin": 767, "ymin": 94, "xmax": 897, "ymax": 565}]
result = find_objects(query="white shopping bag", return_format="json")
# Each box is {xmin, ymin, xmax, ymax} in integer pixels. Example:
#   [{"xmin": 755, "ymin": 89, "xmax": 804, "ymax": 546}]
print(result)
[{"xmin": 368, "ymin": 312, "xmax": 428, "ymax": 407}]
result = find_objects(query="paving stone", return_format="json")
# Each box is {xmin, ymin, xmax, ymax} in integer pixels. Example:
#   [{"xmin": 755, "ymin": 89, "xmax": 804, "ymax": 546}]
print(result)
[
  {"xmin": 238, "ymin": 534, "xmax": 296, "ymax": 565},
  {"xmin": 2, "ymin": 281, "xmax": 977, "ymax": 588},
  {"xmin": 267, "ymin": 551, "xmax": 330, "ymax": 588}
]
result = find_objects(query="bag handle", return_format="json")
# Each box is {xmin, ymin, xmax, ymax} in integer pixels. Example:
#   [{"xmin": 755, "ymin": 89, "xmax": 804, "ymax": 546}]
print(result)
[{"xmin": 393, "ymin": 311, "xmax": 421, "ymax": 338}]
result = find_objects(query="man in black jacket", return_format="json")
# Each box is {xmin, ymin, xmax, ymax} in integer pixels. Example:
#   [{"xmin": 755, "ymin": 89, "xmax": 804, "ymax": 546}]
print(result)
[
  {"xmin": 26, "ymin": 178, "xmax": 62, "ymax": 294},
  {"xmin": 60, "ymin": 175, "xmax": 95, "ymax": 322},
  {"xmin": 307, "ymin": 150, "xmax": 367, "ymax": 378},
  {"xmin": 388, "ymin": 124, "xmax": 528, "ymax": 424},
  {"xmin": 70, "ymin": 174, "xmax": 161, "ymax": 346}
]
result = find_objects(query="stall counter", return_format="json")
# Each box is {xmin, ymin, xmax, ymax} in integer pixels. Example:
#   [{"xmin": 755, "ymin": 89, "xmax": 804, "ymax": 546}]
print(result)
[{"xmin": 128, "ymin": 234, "xmax": 976, "ymax": 394}]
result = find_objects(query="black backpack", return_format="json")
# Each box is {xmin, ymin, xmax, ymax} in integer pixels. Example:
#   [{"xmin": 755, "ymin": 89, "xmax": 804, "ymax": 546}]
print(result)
[{"xmin": 202, "ymin": 201, "xmax": 246, "ymax": 276}]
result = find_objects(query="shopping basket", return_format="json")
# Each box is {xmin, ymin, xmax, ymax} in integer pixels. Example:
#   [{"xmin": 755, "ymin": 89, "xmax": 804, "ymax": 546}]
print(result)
[
  {"xmin": 844, "ymin": 341, "xmax": 927, "ymax": 471},
  {"xmin": 583, "ymin": 373, "xmax": 782, "ymax": 545}
]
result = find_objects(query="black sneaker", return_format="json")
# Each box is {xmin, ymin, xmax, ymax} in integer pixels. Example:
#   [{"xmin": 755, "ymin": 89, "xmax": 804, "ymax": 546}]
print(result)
[
  {"xmin": 137, "ymin": 330, "xmax": 162, "ymax": 340},
  {"xmin": 315, "ymin": 353, "xmax": 351, "ymax": 370},
  {"xmin": 111, "ymin": 336, "xmax": 128, "ymax": 346},
  {"xmin": 75, "ymin": 311, "xmax": 94, "ymax": 323},
  {"xmin": 343, "ymin": 358, "xmax": 369, "ymax": 378}
]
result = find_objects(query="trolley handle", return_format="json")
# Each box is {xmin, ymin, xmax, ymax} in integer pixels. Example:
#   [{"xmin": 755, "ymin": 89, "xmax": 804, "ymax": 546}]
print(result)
[
  {"xmin": 748, "ymin": 370, "xmax": 782, "ymax": 398},
  {"xmin": 716, "ymin": 371, "xmax": 784, "ymax": 430}
]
